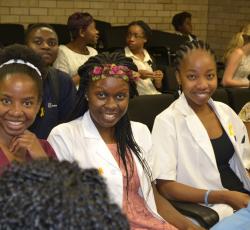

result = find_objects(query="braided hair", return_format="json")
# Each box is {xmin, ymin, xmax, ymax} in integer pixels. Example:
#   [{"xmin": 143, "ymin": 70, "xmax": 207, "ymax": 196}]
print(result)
[
  {"xmin": 0, "ymin": 159, "xmax": 129, "ymax": 229},
  {"xmin": 71, "ymin": 52, "xmax": 152, "ymax": 191},
  {"xmin": 174, "ymin": 40, "xmax": 216, "ymax": 73}
]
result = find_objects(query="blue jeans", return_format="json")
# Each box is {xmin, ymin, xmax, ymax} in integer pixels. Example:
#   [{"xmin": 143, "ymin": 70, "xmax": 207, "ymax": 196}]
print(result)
[{"xmin": 211, "ymin": 202, "xmax": 250, "ymax": 230}]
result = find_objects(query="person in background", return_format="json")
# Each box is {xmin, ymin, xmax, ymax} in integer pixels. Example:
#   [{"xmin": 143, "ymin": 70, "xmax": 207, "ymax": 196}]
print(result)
[
  {"xmin": 222, "ymin": 23, "xmax": 250, "ymax": 88},
  {"xmin": 25, "ymin": 23, "xmax": 76, "ymax": 139},
  {"xmin": 48, "ymin": 52, "xmax": 205, "ymax": 230},
  {"xmin": 0, "ymin": 159, "xmax": 129, "ymax": 229},
  {"xmin": 172, "ymin": 11, "xmax": 197, "ymax": 42},
  {"xmin": 0, "ymin": 44, "xmax": 56, "ymax": 173},
  {"xmin": 152, "ymin": 40, "xmax": 250, "ymax": 224},
  {"xmin": 53, "ymin": 12, "xmax": 99, "ymax": 86},
  {"xmin": 222, "ymin": 24, "xmax": 250, "ymax": 138},
  {"xmin": 124, "ymin": 20, "xmax": 163, "ymax": 95}
]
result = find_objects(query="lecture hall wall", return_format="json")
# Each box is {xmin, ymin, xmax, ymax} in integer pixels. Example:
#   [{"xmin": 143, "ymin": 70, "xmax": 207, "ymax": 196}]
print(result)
[{"xmin": 1, "ymin": 0, "xmax": 250, "ymax": 60}]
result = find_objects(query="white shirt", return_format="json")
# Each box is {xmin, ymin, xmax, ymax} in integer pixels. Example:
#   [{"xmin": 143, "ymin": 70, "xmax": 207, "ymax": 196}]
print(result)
[
  {"xmin": 53, "ymin": 45, "xmax": 98, "ymax": 77},
  {"xmin": 47, "ymin": 111, "xmax": 163, "ymax": 220},
  {"xmin": 124, "ymin": 47, "xmax": 161, "ymax": 95},
  {"xmin": 152, "ymin": 93, "xmax": 250, "ymax": 220}
]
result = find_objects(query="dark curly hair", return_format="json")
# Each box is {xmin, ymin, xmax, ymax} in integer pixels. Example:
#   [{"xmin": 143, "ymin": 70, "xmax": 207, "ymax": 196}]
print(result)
[
  {"xmin": 172, "ymin": 11, "xmax": 192, "ymax": 32},
  {"xmin": 0, "ymin": 44, "xmax": 46, "ymax": 101},
  {"xmin": 0, "ymin": 159, "xmax": 129, "ymax": 230},
  {"xmin": 67, "ymin": 12, "xmax": 94, "ymax": 40}
]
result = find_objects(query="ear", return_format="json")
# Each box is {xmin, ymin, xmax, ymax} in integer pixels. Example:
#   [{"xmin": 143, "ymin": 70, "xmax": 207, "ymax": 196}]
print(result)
[
  {"xmin": 175, "ymin": 70, "xmax": 181, "ymax": 85},
  {"xmin": 79, "ymin": 28, "xmax": 85, "ymax": 38}
]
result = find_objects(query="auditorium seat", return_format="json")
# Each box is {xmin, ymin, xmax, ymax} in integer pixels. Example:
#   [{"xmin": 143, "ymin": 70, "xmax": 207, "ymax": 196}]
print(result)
[
  {"xmin": 225, "ymin": 88, "xmax": 250, "ymax": 114},
  {"xmin": 128, "ymin": 94, "xmax": 175, "ymax": 131},
  {"xmin": 0, "ymin": 23, "xmax": 25, "ymax": 46}
]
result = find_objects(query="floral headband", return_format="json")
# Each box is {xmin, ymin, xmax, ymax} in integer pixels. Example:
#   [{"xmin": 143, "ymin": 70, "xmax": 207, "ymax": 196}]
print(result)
[{"xmin": 90, "ymin": 64, "xmax": 139, "ymax": 82}]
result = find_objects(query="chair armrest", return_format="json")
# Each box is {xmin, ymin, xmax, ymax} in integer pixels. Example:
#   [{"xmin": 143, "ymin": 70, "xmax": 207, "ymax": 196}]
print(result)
[{"xmin": 169, "ymin": 200, "xmax": 219, "ymax": 229}]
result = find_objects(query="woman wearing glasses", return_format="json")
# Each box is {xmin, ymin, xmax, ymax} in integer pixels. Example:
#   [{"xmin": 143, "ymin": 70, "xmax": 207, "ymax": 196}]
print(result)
[{"xmin": 123, "ymin": 21, "xmax": 163, "ymax": 95}]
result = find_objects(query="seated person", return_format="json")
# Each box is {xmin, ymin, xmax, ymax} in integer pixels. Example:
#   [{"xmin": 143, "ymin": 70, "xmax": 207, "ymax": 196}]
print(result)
[
  {"xmin": 0, "ymin": 159, "xmax": 129, "ymax": 229},
  {"xmin": 53, "ymin": 12, "xmax": 99, "ymax": 86},
  {"xmin": 124, "ymin": 20, "xmax": 163, "ymax": 95},
  {"xmin": 152, "ymin": 40, "xmax": 250, "ymax": 222},
  {"xmin": 0, "ymin": 44, "xmax": 56, "ymax": 172},
  {"xmin": 48, "ymin": 52, "xmax": 203, "ymax": 230},
  {"xmin": 25, "ymin": 23, "xmax": 77, "ymax": 139},
  {"xmin": 172, "ymin": 11, "xmax": 197, "ymax": 41},
  {"xmin": 222, "ymin": 23, "xmax": 250, "ymax": 88}
]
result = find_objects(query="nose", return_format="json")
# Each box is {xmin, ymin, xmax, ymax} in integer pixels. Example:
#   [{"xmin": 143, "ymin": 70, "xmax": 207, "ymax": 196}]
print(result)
[
  {"xmin": 105, "ymin": 97, "xmax": 117, "ymax": 109},
  {"xmin": 41, "ymin": 41, "xmax": 50, "ymax": 49},
  {"xmin": 197, "ymin": 77, "xmax": 209, "ymax": 90},
  {"xmin": 8, "ymin": 103, "xmax": 23, "ymax": 117}
]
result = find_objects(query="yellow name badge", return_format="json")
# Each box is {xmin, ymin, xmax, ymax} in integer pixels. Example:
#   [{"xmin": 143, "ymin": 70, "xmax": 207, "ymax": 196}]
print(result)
[
  {"xmin": 228, "ymin": 123, "xmax": 235, "ymax": 136},
  {"xmin": 98, "ymin": 167, "xmax": 104, "ymax": 175}
]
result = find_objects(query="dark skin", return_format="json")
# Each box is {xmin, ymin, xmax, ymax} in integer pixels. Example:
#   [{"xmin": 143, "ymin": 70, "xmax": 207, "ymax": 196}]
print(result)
[
  {"xmin": 157, "ymin": 49, "xmax": 250, "ymax": 213},
  {"xmin": 0, "ymin": 74, "xmax": 47, "ymax": 162},
  {"xmin": 126, "ymin": 24, "xmax": 163, "ymax": 90},
  {"xmin": 66, "ymin": 22, "xmax": 99, "ymax": 86}
]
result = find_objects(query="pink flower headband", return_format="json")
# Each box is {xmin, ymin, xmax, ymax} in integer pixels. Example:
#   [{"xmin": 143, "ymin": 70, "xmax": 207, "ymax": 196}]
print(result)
[{"xmin": 90, "ymin": 64, "xmax": 139, "ymax": 82}]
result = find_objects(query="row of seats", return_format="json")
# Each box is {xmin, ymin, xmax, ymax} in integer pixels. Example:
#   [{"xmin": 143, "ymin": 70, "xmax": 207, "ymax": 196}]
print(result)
[{"xmin": 128, "ymin": 87, "xmax": 250, "ymax": 131}]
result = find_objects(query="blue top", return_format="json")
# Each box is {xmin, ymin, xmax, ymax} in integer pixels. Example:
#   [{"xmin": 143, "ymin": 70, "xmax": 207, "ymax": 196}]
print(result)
[{"xmin": 29, "ymin": 67, "xmax": 77, "ymax": 139}]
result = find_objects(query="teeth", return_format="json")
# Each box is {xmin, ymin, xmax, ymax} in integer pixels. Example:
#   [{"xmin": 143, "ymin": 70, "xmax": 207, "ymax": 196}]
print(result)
[
  {"xmin": 104, "ymin": 114, "xmax": 116, "ymax": 120},
  {"xmin": 7, "ymin": 121, "xmax": 23, "ymax": 126}
]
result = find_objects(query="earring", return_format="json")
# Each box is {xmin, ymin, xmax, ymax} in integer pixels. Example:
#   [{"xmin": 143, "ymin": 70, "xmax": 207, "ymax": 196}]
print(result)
[
  {"xmin": 85, "ymin": 95, "xmax": 89, "ymax": 101},
  {"xmin": 178, "ymin": 84, "xmax": 182, "ymax": 96}
]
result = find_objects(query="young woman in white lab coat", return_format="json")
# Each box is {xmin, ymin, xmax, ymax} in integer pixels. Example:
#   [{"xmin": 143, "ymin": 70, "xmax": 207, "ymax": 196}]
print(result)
[
  {"xmin": 152, "ymin": 40, "xmax": 250, "ymax": 222},
  {"xmin": 48, "ymin": 52, "xmax": 203, "ymax": 230}
]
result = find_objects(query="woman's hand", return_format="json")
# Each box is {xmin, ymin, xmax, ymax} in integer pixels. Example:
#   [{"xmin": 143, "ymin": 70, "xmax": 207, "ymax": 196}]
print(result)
[
  {"xmin": 153, "ymin": 70, "xmax": 163, "ymax": 89},
  {"xmin": 223, "ymin": 190, "xmax": 250, "ymax": 210},
  {"xmin": 9, "ymin": 130, "xmax": 48, "ymax": 160},
  {"xmin": 138, "ymin": 69, "xmax": 154, "ymax": 79}
]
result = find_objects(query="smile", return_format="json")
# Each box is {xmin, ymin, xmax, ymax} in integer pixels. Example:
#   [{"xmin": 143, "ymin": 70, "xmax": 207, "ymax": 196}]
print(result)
[
  {"xmin": 103, "ymin": 113, "xmax": 117, "ymax": 121},
  {"xmin": 6, "ymin": 121, "xmax": 24, "ymax": 129}
]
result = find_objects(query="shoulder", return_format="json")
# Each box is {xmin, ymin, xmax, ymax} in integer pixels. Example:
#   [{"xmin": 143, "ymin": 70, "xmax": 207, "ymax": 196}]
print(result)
[
  {"xmin": 228, "ymin": 48, "xmax": 244, "ymax": 61},
  {"xmin": 87, "ymin": 46, "xmax": 98, "ymax": 55},
  {"xmin": 131, "ymin": 121, "xmax": 150, "ymax": 133},
  {"xmin": 48, "ymin": 67, "xmax": 71, "ymax": 80},
  {"xmin": 49, "ymin": 118, "xmax": 82, "ymax": 137}
]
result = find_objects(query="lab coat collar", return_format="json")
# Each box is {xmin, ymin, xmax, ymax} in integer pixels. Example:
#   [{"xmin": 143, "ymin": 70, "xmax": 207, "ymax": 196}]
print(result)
[{"xmin": 81, "ymin": 111, "xmax": 120, "ymax": 170}]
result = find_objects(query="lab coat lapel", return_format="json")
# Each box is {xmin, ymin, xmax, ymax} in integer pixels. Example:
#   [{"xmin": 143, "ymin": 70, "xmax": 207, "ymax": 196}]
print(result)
[
  {"xmin": 176, "ymin": 94, "xmax": 218, "ymax": 167},
  {"xmin": 82, "ymin": 111, "xmax": 120, "ymax": 170}
]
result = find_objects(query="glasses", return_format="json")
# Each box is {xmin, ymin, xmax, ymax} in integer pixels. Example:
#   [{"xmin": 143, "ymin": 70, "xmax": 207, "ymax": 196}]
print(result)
[{"xmin": 126, "ymin": 33, "xmax": 144, "ymax": 39}]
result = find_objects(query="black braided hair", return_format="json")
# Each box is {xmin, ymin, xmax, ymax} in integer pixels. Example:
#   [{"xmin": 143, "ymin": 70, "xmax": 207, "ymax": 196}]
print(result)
[
  {"xmin": 174, "ymin": 40, "xmax": 217, "ymax": 73},
  {"xmin": 0, "ymin": 159, "xmax": 129, "ymax": 230},
  {"xmin": 71, "ymin": 52, "xmax": 152, "ymax": 192}
]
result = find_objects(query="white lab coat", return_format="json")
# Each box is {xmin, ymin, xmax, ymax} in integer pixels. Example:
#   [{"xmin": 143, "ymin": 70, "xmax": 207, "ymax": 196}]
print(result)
[
  {"xmin": 48, "ymin": 111, "xmax": 163, "ymax": 220},
  {"xmin": 152, "ymin": 93, "xmax": 250, "ymax": 220}
]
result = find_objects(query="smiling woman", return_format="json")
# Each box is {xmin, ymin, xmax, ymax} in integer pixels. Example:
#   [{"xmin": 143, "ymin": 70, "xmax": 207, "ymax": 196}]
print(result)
[
  {"xmin": 0, "ymin": 44, "xmax": 56, "ymax": 172},
  {"xmin": 47, "ymin": 52, "xmax": 184, "ymax": 230}
]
